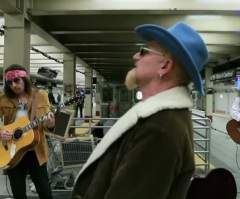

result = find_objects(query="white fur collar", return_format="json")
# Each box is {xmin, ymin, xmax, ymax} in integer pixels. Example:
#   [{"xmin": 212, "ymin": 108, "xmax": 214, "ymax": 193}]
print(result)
[{"xmin": 76, "ymin": 86, "xmax": 192, "ymax": 179}]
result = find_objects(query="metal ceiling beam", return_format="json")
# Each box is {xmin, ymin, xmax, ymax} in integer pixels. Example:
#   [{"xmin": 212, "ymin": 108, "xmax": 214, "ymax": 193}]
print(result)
[
  {"xmin": 51, "ymin": 29, "xmax": 239, "ymax": 35},
  {"xmin": 65, "ymin": 43, "xmax": 143, "ymax": 46},
  {"xmin": 207, "ymin": 45, "xmax": 240, "ymax": 52},
  {"xmin": 29, "ymin": 0, "xmax": 240, "ymax": 13},
  {"xmin": 0, "ymin": 0, "xmax": 23, "ymax": 14},
  {"xmin": 29, "ymin": 46, "xmax": 62, "ymax": 53},
  {"xmin": 76, "ymin": 52, "xmax": 134, "ymax": 55},
  {"xmin": 50, "ymin": 15, "xmax": 240, "ymax": 32},
  {"xmin": 50, "ymin": 30, "xmax": 135, "ymax": 34},
  {"xmin": 31, "ymin": 22, "xmax": 69, "ymax": 54},
  {"xmin": 31, "ymin": 23, "xmax": 89, "ymax": 67},
  {"xmin": 65, "ymin": 32, "xmax": 240, "ymax": 46},
  {"xmin": 82, "ymin": 57, "xmax": 133, "ymax": 63},
  {"xmin": 216, "ymin": 56, "xmax": 240, "ymax": 67},
  {"xmin": 89, "ymin": 63, "xmax": 134, "ymax": 65},
  {"xmin": 30, "ymin": 35, "xmax": 49, "ymax": 46}
]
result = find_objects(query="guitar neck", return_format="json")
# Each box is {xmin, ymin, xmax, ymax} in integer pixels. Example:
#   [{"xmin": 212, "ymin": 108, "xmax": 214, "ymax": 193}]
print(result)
[
  {"xmin": 23, "ymin": 111, "xmax": 52, "ymax": 132},
  {"xmin": 21, "ymin": 96, "xmax": 80, "ymax": 132}
]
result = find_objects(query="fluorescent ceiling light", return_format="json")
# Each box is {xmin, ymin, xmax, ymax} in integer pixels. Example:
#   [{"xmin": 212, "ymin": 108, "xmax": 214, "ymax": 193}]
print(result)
[
  {"xmin": 187, "ymin": 15, "xmax": 223, "ymax": 19},
  {"xmin": 196, "ymin": 0, "xmax": 239, "ymax": 2}
]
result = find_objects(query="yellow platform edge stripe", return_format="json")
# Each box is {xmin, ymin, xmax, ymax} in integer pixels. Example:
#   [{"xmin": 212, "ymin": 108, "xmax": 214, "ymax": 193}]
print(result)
[{"xmin": 194, "ymin": 154, "xmax": 215, "ymax": 169}]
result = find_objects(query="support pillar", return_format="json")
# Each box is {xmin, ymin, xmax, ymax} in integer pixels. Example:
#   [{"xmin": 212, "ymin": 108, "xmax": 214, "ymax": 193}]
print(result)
[
  {"xmin": 95, "ymin": 72, "xmax": 102, "ymax": 117},
  {"xmin": 63, "ymin": 53, "xmax": 76, "ymax": 105},
  {"xmin": 205, "ymin": 67, "xmax": 213, "ymax": 121},
  {"xmin": 84, "ymin": 67, "xmax": 93, "ymax": 122},
  {"xmin": 4, "ymin": 13, "xmax": 30, "ymax": 74}
]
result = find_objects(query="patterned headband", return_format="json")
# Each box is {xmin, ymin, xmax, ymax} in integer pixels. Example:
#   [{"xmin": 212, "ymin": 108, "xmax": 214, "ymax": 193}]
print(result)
[{"xmin": 5, "ymin": 70, "xmax": 28, "ymax": 81}]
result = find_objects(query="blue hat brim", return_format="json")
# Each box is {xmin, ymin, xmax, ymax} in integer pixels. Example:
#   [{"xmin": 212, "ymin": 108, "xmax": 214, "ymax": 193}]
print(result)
[{"xmin": 135, "ymin": 24, "xmax": 204, "ymax": 95}]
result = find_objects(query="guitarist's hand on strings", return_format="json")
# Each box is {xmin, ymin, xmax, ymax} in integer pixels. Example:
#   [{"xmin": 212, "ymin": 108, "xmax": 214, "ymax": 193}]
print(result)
[
  {"xmin": 43, "ymin": 112, "xmax": 55, "ymax": 131},
  {"xmin": 0, "ymin": 129, "xmax": 12, "ymax": 141}
]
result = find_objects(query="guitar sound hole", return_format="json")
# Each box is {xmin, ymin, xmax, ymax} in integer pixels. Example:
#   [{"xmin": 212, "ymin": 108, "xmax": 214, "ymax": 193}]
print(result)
[{"xmin": 13, "ymin": 129, "xmax": 23, "ymax": 140}]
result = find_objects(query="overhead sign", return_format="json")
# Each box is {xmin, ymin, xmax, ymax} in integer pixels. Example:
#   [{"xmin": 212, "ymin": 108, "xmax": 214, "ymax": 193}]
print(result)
[{"xmin": 210, "ymin": 69, "xmax": 235, "ymax": 81}]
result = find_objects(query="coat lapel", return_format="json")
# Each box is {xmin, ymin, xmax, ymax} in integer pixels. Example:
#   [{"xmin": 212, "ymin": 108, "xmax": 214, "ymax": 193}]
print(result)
[{"xmin": 76, "ymin": 86, "xmax": 193, "ymax": 178}]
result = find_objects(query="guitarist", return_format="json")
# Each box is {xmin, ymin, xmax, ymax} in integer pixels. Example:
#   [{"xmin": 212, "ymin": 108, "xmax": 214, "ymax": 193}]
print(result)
[
  {"xmin": 230, "ymin": 93, "xmax": 240, "ymax": 122},
  {"xmin": 0, "ymin": 64, "xmax": 55, "ymax": 199}
]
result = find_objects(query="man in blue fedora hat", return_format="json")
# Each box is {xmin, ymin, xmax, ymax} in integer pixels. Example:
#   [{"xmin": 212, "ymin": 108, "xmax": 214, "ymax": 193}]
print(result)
[{"xmin": 71, "ymin": 22, "xmax": 208, "ymax": 199}]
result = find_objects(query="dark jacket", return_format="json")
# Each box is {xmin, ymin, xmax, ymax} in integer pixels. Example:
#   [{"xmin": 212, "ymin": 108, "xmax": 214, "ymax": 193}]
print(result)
[
  {"xmin": 72, "ymin": 87, "xmax": 195, "ymax": 199},
  {"xmin": 48, "ymin": 92, "xmax": 57, "ymax": 104}
]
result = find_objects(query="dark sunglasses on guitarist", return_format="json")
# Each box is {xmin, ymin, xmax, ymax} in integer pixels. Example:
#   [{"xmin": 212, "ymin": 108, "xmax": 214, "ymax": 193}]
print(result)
[{"xmin": 6, "ymin": 77, "xmax": 21, "ymax": 86}]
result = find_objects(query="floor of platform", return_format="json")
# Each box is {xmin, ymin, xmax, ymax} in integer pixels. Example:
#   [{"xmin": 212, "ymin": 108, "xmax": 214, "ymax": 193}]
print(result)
[{"xmin": 0, "ymin": 111, "xmax": 240, "ymax": 198}]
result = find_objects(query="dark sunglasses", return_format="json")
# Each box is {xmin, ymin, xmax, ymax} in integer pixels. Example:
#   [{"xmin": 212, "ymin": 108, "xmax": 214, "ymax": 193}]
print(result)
[
  {"xmin": 139, "ymin": 47, "xmax": 165, "ymax": 57},
  {"xmin": 6, "ymin": 77, "xmax": 21, "ymax": 86}
]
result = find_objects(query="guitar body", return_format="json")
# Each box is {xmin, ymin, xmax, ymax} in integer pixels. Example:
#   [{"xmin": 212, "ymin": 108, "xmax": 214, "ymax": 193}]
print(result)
[
  {"xmin": 226, "ymin": 119, "xmax": 240, "ymax": 144},
  {"xmin": 186, "ymin": 168, "xmax": 237, "ymax": 199},
  {"xmin": 0, "ymin": 116, "xmax": 40, "ymax": 169}
]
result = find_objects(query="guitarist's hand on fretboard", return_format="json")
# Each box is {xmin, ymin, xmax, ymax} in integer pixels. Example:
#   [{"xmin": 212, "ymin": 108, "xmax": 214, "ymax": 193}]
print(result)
[{"xmin": 43, "ymin": 112, "xmax": 55, "ymax": 130}]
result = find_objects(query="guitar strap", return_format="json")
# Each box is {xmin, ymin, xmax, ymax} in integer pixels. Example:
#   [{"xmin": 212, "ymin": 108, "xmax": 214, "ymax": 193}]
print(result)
[{"xmin": 30, "ymin": 90, "xmax": 39, "ymax": 123}]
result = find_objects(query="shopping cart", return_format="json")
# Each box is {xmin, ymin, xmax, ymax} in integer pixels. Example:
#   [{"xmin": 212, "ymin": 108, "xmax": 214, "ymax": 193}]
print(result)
[{"xmin": 46, "ymin": 136, "xmax": 97, "ymax": 190}]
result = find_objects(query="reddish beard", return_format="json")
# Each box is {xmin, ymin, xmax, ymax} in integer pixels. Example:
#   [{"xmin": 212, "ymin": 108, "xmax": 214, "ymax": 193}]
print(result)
[{"xmin": 125, "ymin": 68, "xmax": 138, "ymax": 90}]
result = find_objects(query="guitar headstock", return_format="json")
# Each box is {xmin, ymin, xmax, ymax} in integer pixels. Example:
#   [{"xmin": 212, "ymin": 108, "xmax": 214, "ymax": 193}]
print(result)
[
  {"xmin": 63, "ymin": 96, "xmax": 82, "ymax": 106},
  {"xmin": 50, "ymin": 96, "xmax": 82, "ymax": 114}
]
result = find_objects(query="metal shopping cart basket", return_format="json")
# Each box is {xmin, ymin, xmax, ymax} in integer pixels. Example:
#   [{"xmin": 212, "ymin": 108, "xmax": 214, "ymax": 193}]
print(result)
[{"xmin": 47, "ymin": 135, "xmax": 97, "ymax": 190}]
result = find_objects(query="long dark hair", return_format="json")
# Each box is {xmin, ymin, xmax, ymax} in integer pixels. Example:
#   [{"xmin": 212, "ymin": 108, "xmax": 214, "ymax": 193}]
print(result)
[{"xmin": 4, "ymin": 64, "xmax": 33, "ymax": 98}]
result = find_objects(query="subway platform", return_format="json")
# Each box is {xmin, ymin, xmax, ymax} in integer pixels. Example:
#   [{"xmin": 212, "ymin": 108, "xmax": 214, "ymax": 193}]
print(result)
[{"xmin": 0, "ymin": 111, "xmax": 240, "ymax": 198}]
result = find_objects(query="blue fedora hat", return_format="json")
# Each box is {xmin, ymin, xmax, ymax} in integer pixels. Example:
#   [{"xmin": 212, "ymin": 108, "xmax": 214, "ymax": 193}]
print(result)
[{"xmin": 135, "ymin": 22, "xmax": 209, "ymax": 95}]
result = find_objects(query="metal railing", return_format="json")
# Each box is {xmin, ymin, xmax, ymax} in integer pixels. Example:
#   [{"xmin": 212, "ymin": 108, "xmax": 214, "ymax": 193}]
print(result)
[
  {"xmin": 192, "ymin": 112, "xmax": 211, "ymax": 173},
  {"xmin": 70, "ymin": 115, "xmax": 212, "ymax": 173},
  {"xmin": 71, "ymin": 117, "xmax": 118, "ymax": 135}
]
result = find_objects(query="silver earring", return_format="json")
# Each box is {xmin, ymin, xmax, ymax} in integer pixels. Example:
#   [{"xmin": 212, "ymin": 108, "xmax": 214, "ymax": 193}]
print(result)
[{"xmin": 159, "ymin": 74, "xmax": 162, "ymax": 79}]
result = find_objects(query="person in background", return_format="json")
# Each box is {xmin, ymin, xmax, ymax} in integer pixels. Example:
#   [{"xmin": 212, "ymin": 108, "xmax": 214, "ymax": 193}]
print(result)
[
  {"xmin": 0, "ymin": 64, "xmax": 55, "ymax": 199},
  {"xmin": 71, "ymin": 22, "xmax": 208, "ymax": 199},
  {"xmin": 57, "ymin": 92, "xmax": 61, "ymax": 105},
  {"xmin": 48, "ymin": 86, "xmax": 57, "ymax": 105},
  {"xmin": 230, "ymin": 91, "xmax": 240, "ymax": 121},
  {"xmin": 75, "ymin": 86, "xmax": 85, "ymax": 118}
]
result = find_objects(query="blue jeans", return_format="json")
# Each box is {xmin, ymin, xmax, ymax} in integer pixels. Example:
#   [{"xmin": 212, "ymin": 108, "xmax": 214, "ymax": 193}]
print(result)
[{"xmin": 7, "ymin": 151, "xmax": 53, "ymax": 199}]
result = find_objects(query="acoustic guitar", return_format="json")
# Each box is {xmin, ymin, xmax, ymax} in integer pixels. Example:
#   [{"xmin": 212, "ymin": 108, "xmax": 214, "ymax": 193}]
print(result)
[
  {"xmin": 0, "ymin": 96, "xmax": 81, "ymax": 169},
  {"xmin": 186, "ymin": 168, "xmax": 237, "ymax": 199},
  {"xmin": 226, "ymin": 119, "xmax": 240, "ymax": 144}
]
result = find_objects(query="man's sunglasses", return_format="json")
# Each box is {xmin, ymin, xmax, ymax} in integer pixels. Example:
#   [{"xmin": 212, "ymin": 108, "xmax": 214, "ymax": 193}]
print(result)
[
  {"xmin": 6, "ymin": 78, "xmax": 21, "ymax": 86},
  {"xmin": 139, "ymin": 47, "xmax": 165, "ymax": 57}
]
